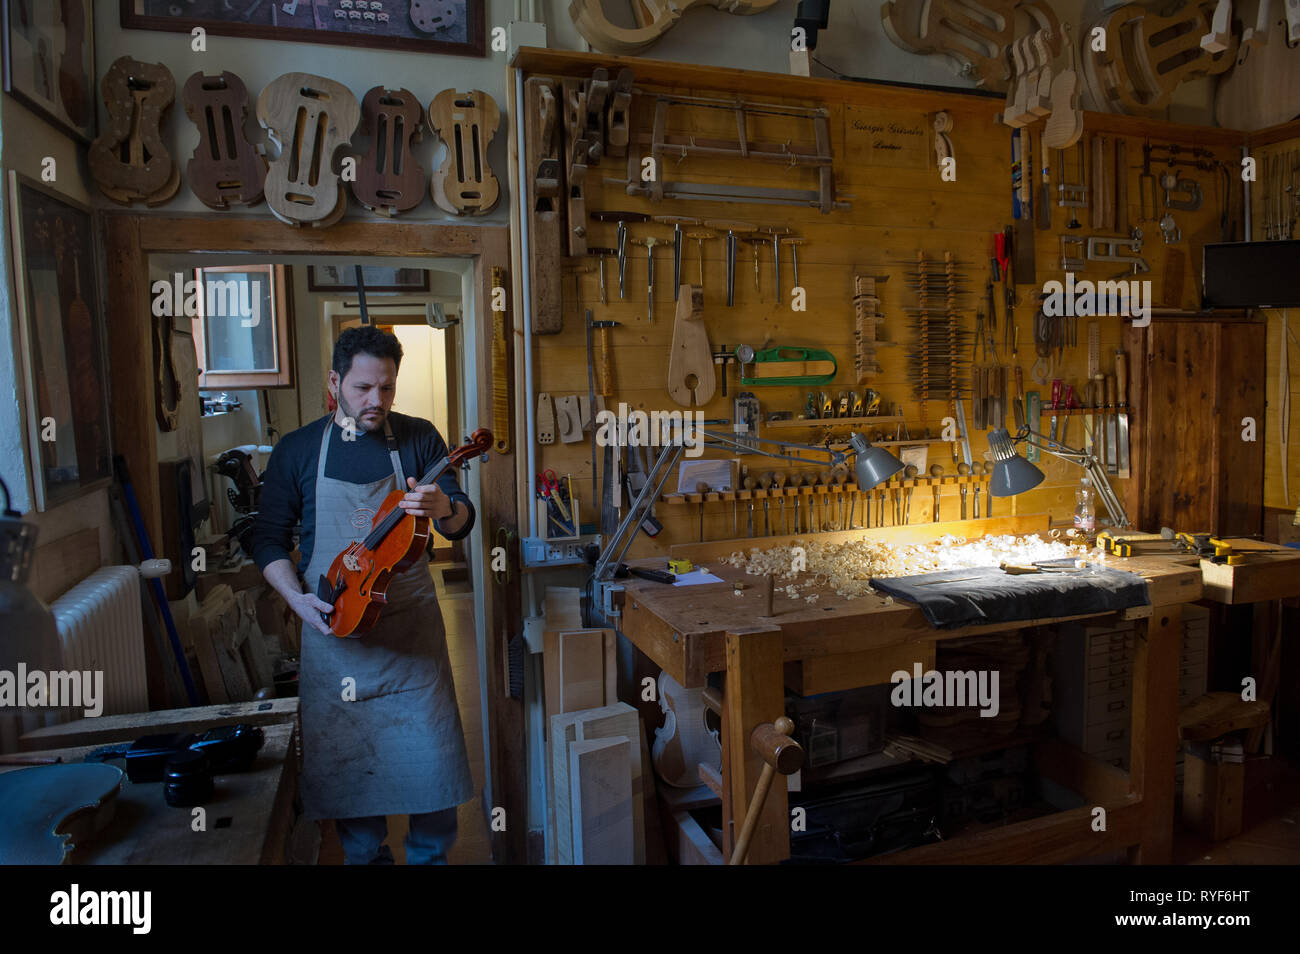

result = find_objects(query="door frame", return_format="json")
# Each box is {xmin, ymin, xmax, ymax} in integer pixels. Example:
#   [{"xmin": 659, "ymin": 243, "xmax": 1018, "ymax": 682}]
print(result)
[{"xmin": 102, "ymin": 213, "xmax": 525, "ymax": 863}]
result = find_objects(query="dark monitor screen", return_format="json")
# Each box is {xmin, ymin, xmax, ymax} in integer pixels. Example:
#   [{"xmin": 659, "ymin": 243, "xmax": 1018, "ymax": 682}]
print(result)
[{"xmin": 1203, "ymin": 240, "xmax": 1300, "ymax": 308}]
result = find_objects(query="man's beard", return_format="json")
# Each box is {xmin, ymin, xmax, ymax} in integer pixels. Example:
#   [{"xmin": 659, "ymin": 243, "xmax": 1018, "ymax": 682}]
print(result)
[{"xmin": 338, "ymin": 393, "xmax": 387, "ymax": 432}]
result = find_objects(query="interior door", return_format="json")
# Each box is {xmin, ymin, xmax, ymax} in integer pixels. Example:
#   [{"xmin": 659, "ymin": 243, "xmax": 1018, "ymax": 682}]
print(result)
[{"xmin": 1127, "ymin": 316, "xmax": 1265, "ymax": 536}]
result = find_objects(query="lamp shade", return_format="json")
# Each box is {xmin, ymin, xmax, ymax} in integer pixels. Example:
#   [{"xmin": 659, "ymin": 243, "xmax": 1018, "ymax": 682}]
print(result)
[
  {"xmin": 987, "ymin": 427, "xmax": 1045, "ymax": 496},
  {"xmin": 848, "ymin": 433, "xmax": 905, "ymax": 489}
]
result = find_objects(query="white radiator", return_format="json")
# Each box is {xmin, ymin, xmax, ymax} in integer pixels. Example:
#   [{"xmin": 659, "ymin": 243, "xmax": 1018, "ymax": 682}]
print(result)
[{"xmin": 50, "ymin": 566, "xmax": 150, "ymax": 718}]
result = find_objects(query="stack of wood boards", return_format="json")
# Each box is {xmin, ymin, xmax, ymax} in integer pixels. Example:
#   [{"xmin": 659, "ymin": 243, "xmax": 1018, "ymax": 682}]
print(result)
[
  {"xmin": 187, "ymin": 584, "xmax": 279, "ymax": 704},
  {"xmin": 548, "ymin": 702, "xmax": 644, "ymax": 864}
]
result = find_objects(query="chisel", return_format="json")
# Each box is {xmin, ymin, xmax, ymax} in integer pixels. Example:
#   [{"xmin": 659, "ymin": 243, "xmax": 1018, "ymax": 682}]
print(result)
[
  {"xmin": 590, "ymin": 210, "xmax": 649, "ymax": 299},
  {"xmin": 1115, "ymin": 350, "xmax": 1131, "ymax": 478},
  {"xmin": 653, "ymin": 215, "xmax": 700, "ymax": 301}
]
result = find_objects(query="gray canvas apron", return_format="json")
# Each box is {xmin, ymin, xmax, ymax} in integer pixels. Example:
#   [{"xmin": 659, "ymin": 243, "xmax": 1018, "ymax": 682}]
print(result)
[{"xmin": 298, "ymin": 419, "xmax": 473, "ymax": 821}]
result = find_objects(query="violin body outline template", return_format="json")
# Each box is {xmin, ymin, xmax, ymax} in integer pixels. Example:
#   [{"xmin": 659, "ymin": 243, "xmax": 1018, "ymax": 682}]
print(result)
[
  {"xmin": 88, "ymin": 56, "xmax": 180, "ymax": 207},
  {"xmin": 352, "ymin": 85, "xmax": 426, "ymax": 217},
  {"xmin": 183, "ymin": 70, "xmax": 267, "ymax": 210},
  {"xmin": 256, "ymin": 72, "xmax": 360, "ymax": 228},
  {"xmin": 428, "ymin": 88, "xmax": 501, "ymax": 216}
]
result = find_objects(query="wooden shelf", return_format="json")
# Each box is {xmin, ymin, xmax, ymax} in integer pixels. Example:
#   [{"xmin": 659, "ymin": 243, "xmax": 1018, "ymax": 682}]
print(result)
[{"xmin": 763, "ymin": 414, "xmax": 905, "ymax": 430}]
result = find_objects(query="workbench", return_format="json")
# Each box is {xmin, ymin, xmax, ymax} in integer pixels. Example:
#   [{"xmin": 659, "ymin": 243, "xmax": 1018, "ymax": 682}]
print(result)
[
  {"xmin": 615, "ymin": 516, "xmax": 1206, "ymax": 864},
  {"xmin": 2, "ymin": 703, "xmax": 300, "ymax": 864}
]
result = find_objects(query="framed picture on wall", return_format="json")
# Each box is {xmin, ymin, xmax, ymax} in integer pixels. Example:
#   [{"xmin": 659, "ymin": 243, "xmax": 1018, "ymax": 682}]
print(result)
[
  {"xmin": 2, "ymin": 0, "xmax": 96, "ymax": 142},
  {"xmin": 307, "ymin": 264, "xmax": 431, "ymax": 293},
  {"xmin": 120, "ymin": 0, "xmax": 484, "ymax": 59},
  {"xmin": 7, "ymin": 172, "xmax": 112, "ymax": 511}
]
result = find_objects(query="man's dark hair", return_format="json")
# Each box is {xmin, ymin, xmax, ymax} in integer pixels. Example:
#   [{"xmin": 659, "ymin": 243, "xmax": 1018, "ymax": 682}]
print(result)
[{"xmin": 333, "ymin": 325, "xmax": 404, "ymax": 379}]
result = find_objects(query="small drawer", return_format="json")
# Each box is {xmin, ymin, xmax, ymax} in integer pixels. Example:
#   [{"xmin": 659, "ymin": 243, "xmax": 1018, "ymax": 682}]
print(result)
[
  {"xmin": 1087, "ymin": 693, "xmax": 1131, "ymax": 727},
  {"xmin": 1084, "ymin": 718, "xmax": 1130, "ymax": 752}
]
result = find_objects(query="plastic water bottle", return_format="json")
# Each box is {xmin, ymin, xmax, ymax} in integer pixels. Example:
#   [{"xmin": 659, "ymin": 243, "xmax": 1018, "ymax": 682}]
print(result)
[{"xmin": 1074, "ymin": 477, "xmax": 1096, "ymax": 533}]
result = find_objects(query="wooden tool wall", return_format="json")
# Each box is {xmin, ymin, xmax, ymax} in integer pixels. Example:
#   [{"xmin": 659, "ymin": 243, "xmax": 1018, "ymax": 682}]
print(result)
[{"xmin": 519, "ymin": 53, "xmax": 1245, "ymax": 555}]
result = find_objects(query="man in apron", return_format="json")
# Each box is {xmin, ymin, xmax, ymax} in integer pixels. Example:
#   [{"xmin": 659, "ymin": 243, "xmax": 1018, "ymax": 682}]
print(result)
[{"xmin": 252, "ymin": 326, "xmax": 475, "ymax": 864}]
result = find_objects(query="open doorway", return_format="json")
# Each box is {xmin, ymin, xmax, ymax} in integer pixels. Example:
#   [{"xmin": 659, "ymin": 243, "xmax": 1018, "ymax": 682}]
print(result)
[{"xmin": 111, "ymin": 216, "xmax": 518, "ymax": 864}]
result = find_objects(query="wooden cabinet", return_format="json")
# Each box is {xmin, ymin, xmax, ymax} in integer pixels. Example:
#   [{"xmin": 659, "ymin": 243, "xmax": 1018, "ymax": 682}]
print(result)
[{"xmin": 1125, "ymin": 316, "xmax": 1265, "ymax": 536}]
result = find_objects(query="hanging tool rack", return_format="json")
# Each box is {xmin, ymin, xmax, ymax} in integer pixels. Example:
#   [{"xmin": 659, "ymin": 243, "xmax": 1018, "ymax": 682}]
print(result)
[
  {"xmin": 903, "ymin": 251, "xmax": 971, "ymax": 421},
  {"xmin": 616, "ymin": 93, "xmax": 851, "ymax": 213}
]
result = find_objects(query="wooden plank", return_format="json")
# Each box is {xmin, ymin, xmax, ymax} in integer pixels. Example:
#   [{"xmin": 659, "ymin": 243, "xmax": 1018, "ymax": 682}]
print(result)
[
  {"xmin": 860, "ymin": 802, "xmax": 1142, "ymax": 864},
  {"xmin": 19, "ymin": 698, "xmax": 299, "ymax": 751},
  {"xmin": 667, "ymin": 809, "xmax": 724, "ymax": 865},
  {"xmin": 785, "ymin": 641, "xmax": 936, "ymax": 695},
  {"xmin": 548, "ymin": 703, "xmax": 644, "ymax": 864},
  {"xmin": 103, "ymin": 215, "xmax": 162, "ymax": 553},
  {"xmin": 569, "ymin": 736, "xmax": 634, "ymax": 864},
  {"xmin": 542, "ymin": 628, "xmax": 616, "ymax": 722},
  {"xmin": 1033, "ymin": 737, "xmax": 1130, "ymax": 805},
  {"xmin": 27, "ymin": 527, "xmax": 100, "ymax": 604},
  {"xmin": 1127, "ymin": 607, "xmax": 1181, "ymax": 863},
  {"xmin": 724, "ymin": 628, "xmax": 787, "ymax": 864}
]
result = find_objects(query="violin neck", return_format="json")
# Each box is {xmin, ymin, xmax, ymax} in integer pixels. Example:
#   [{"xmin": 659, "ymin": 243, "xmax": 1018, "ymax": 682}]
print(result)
[{"xmin": 361, "ymin": 453, "xmax": 453, "ymax": 551}]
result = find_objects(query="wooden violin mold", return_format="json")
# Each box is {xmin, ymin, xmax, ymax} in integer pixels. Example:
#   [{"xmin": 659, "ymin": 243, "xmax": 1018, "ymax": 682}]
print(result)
[
  {"xmin": 182, "ymin": 71, "xmax": 267, "ymax": 210},
  {"xmin": 256, "ymin": 72, "xmax": 360, "ymax": 228},
  {"xmin": 352, "ymin": 86, "xmax": 426, "ymax": 217},
  {"xmin": 569, "ymin": 0, "xmax": 780, "ymax": 55},
  {"xmin": 882, "ymin": 0, "xmax": 1060, "ymax": 90},
  {"xmin": 428, "ymin": 88, "xmax": 501, "ymax": 216},
  {"xmin": 88, "ymin": 57, "xmax": 180, "ymax": 207}
]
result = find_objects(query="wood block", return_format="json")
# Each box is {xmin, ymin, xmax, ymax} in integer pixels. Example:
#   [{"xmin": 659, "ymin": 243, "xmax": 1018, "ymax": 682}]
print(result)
[
  {"xmin": 569, "ymin": 736, "xmax": 634, "ymax": 864},
  {"xmin": 543, "ymin": 628, "xmax": 616, "ymax": 722},
  {"xmin": 1179, "ymin": 692, "xmax": 1270, "ymax": 742}
]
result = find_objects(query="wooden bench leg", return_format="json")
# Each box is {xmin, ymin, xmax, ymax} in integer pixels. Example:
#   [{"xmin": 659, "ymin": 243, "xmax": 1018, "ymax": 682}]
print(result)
[
  {"xmin": 1182, "ymin": 740, "xmax": 1246, "ymax": 841},
  {"xmin": 1128, "ymin": 607, "xmax": 1181, "ymax": 864},
  {"xmin": 722, "ymin": 627, "xmax": 788, "ymax": 864}
]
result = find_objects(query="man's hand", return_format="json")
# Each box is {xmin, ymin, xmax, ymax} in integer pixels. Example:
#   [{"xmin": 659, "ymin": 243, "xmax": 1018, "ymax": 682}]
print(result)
[
  {"xmin": 288, "ymin": 591, "xmax": 335, "ymax": 636},
  {"xmin": 399, "ymin": 476, "xmax": 454, "ymax": 519}
]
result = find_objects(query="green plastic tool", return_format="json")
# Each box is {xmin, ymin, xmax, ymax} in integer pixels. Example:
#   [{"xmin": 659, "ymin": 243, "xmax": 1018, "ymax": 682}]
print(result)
[{"xmin": 738, "ymin": 347, "xmax": 838, "ymax": 386}]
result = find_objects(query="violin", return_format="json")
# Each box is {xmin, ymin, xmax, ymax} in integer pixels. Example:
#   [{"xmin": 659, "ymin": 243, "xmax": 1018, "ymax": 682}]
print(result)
[
  {"xmin": 317, "ymin": 428, "xmax": 493, "ymax": 637},
  {"xmin": 352, "ymin": 85, "xmax": 426, "ymax": 217},
  {"xmin": 182, "ymin": 70, "xmax": 267, "ymax": 210},
  {"xmin": 88, "ymin": 57, "xmax": 179, "ymax": 206},
  {"xmin": 256, "ymin": 72, "xmax": 360, "ymax": 228},
  {"xmin": 428, "ymin": 89, "xmax": 500, "ymax": 216}
]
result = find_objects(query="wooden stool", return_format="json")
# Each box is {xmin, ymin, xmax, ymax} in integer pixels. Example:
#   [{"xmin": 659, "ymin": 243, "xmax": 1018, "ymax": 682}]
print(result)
[{"xmin": 1178, "ymin": 692, "xmax": 1271, "ymax": 841}]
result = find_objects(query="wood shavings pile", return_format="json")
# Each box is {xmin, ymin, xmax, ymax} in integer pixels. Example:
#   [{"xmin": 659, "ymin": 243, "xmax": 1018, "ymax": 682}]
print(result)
[{"xmin": 723, "ymin": 534, "xmax": 1100, "ymax": 601}]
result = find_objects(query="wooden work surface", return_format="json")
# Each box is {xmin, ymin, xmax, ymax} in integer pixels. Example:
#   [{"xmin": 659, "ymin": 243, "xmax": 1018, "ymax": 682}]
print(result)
[
  {"xmin": 0, "ymin": 722, "xmax": 298, "ymax": 865},
  {"xmin": 618, "ymin": 540, "xmax": 1202, "ymax": 688}
]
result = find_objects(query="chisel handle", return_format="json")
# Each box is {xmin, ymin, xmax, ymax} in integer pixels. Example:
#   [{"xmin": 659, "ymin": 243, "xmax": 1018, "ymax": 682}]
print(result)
[{"xmin": 1115, "ymin": 350, "xmax": 1128, "ymax": 406}]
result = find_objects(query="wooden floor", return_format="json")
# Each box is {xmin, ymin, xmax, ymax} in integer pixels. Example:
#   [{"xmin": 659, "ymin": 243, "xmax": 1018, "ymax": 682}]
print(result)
[{"xmin": 318, "ymin": 564, "xmax": 491, "ymax": 864}]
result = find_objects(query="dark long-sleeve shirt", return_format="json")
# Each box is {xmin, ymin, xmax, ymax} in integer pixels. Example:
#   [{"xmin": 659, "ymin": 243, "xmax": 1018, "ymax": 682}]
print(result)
[{"xmin": 251, "ymin": 412, "xmax": 475, "ymax": 577}]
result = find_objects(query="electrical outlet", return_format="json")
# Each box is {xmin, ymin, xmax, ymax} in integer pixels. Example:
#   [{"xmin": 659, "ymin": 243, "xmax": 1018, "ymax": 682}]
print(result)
[{"xmin": 521, "ymin": 535, "xmax": 596, "ymax": 567}]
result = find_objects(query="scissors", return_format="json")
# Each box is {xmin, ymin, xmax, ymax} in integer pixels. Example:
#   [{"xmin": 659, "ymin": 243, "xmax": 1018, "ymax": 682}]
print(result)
[{"xmin": 537, "ymin": 470, "xmax": 573, "ymax": 525}]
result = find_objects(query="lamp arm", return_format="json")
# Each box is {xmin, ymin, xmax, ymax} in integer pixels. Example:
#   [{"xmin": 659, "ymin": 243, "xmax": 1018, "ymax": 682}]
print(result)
[
  {"xmin": 1015, "ymin": 427, "xmax": 1131, "ymax": 529},
  {"xmin": 700, "ymin": 429, "xmax": 847, "ymax": 468}
]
